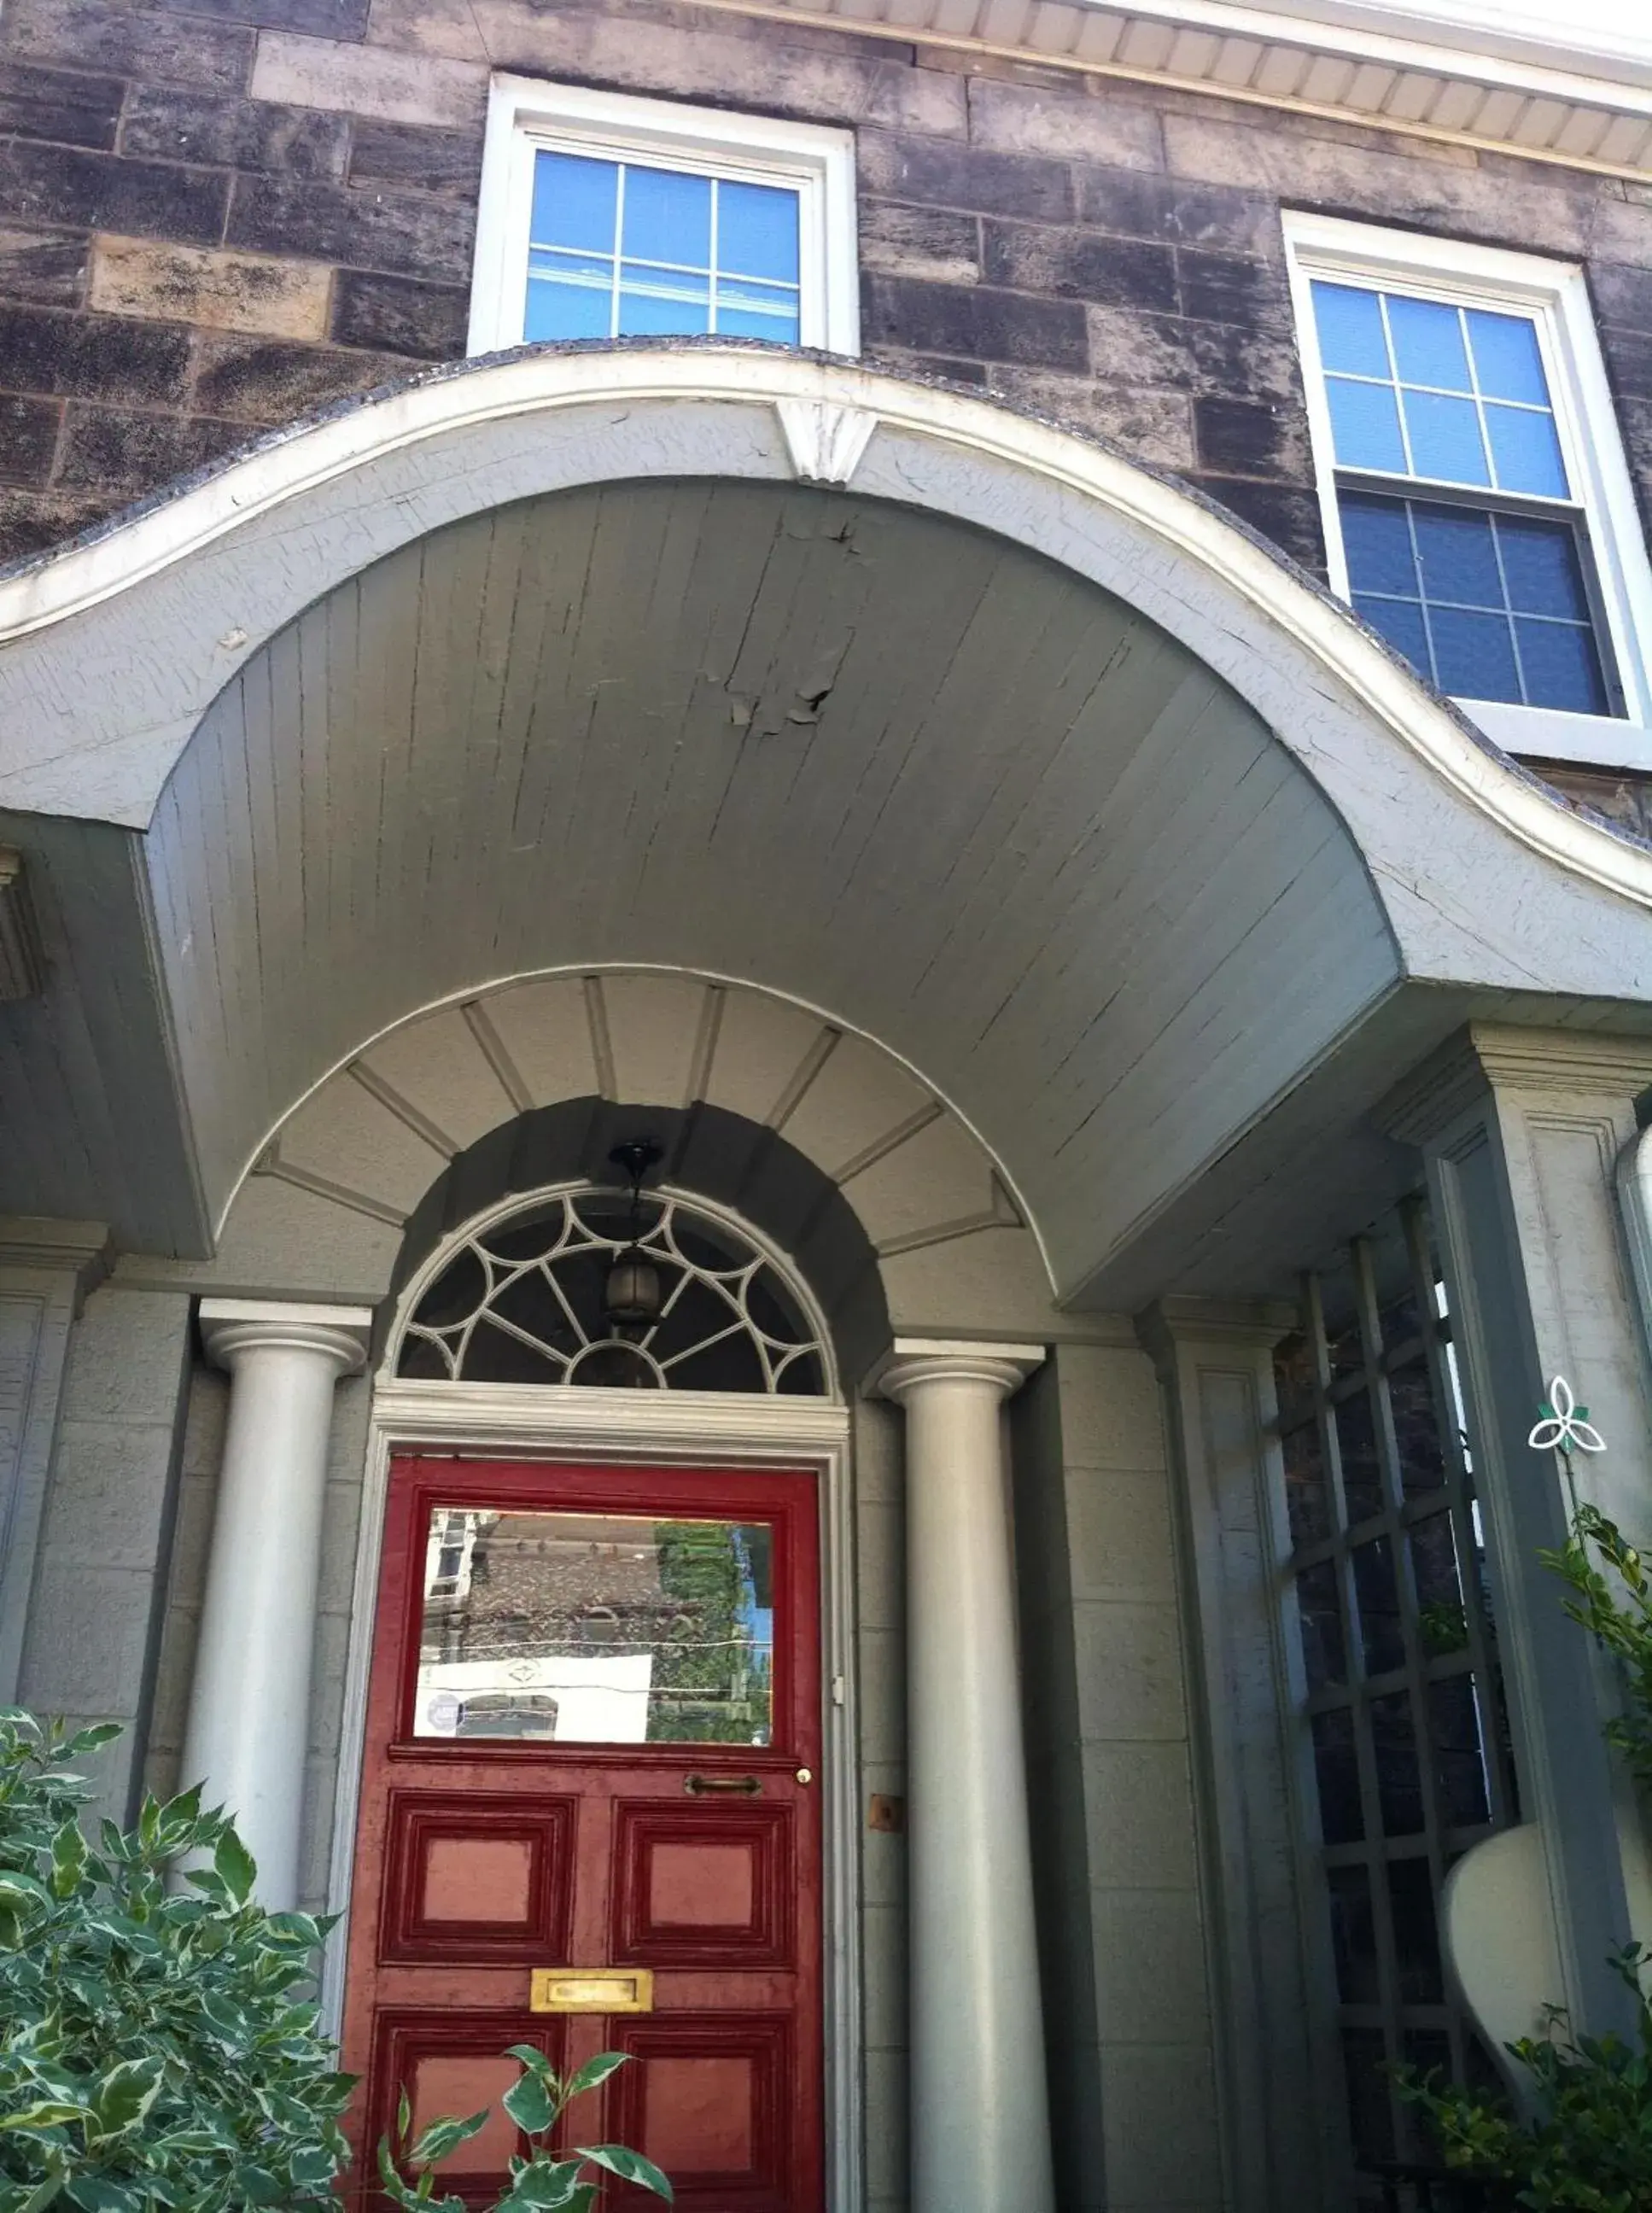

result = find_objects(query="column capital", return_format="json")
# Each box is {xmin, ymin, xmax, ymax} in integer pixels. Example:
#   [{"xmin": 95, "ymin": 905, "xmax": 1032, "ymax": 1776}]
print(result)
[
  {"xmin": 1381, "ymin": 1022, "xmax": 1652, "ymax": 1148},
  {"xmin": 0, "ymin": 1216, "xmax": 111, "ymax": 1293},
  {"xmin": 1136, "ymin": 1295, "xmax": 1299, "ymax": 1371},
  {"xmin": 869, "ymin": 1336, "xmax": 1044, "ymax": 1405},
  {"xmin": 199, "ymin": 1298, "xmax": 372, "ymax": 1377}
]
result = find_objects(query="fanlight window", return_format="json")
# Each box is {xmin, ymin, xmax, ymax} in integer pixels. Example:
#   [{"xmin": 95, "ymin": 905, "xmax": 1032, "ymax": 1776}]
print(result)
[{"xmin": 398, "ymin": 1190, "xmax": 827, "ymax": 1395}]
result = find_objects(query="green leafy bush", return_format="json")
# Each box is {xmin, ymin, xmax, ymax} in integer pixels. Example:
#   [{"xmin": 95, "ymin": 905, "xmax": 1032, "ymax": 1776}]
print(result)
[
  {"xmin": 1397, "ymin": 1506, "xmax": 1652, "ymax": 2209},
  {"xmin": 0, "ymin": 1708, "xmax": 353, "ymax": 2213},
  {"xmin": 1400, "ymin": 1947, "xmax": 1652, "ymax": 2211},
  {"xmin": 377, "ymin": 2047, "xmax": 672, "ymax": 2211}
]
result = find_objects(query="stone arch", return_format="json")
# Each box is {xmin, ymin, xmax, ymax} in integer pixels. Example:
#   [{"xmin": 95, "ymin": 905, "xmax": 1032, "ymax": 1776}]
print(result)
[{"xmin": 227, "ymin": 972, "xmax": 1059, "ymax": 1360}]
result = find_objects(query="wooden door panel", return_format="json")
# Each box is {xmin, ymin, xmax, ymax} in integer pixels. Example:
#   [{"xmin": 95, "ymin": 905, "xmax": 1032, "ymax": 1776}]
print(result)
[
  {"xmin": 368, "ymin": 2013, "xmax": 569, "ymax": 2204},
  {"xmin": 612, "ymin": 1802, "xmax": 795, "ymax": 1965},
  {"xmin": 343, "ymin": 1458, "xmax": 824, "ymax": 2212},
  {"xmin": 609, "ymin": 2015, "xmax": 792, "ymax": 2210},
  {"xmin": 382, "ymin": 1792, "xmax": 576, "ymax": 1961}
]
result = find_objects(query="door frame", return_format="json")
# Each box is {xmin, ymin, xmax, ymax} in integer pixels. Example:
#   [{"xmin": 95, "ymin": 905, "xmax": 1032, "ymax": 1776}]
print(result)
[{"xmin": 324, "ymin": 1377, "xmax": 860, "ymax": 2213}]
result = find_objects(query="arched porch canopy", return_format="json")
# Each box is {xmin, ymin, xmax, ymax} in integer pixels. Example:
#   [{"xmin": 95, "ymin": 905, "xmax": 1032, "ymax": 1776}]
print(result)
[{"xmin": 3, "ymin": 345, "xmax": 1652, "ymax": 1299}]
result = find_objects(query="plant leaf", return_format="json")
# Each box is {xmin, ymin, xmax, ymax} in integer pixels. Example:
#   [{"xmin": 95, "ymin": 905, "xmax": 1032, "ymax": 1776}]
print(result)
[
  {"xmin": 563, "ymin": 2052, "xmax": 628, "ymax": 2099},
  {"xmin": 213, "ymin": 1826, "xmax": 256, "ymax": 1907},
  {"xmin": 409, "ymin": 2110, "xmax": 491, "ymax": 2166},
  {"xmin": 87, "ymin": 2056, "xmax": 164, "ymax": 2140},
  {"xmin": 577, "ymin": 2143, "xmax": 675, "ymax": 2199},
  {"xmin": 0, "ymin": 2105, "xmax": 87, "ymax": 2134},
  {"xmin": 502, "ymin": 2069, "xmax": 557, "ymax": 2136}
]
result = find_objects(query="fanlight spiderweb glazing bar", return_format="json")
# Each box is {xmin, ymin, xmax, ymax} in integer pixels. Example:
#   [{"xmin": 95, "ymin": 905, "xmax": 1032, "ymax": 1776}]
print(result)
[{"xmin": 398, "ymin": 1188, "xmax": 826, "ymax": 1396}]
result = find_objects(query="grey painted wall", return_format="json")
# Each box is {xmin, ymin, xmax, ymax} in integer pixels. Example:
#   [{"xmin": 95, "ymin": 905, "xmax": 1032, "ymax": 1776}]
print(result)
[{"xmin": 16, "ymin": 1283, "xmax": 190, "ymax": 1825}]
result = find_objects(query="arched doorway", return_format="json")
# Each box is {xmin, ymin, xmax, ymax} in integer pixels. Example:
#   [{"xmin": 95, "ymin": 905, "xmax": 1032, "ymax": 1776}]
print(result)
[{"xmin": 341, "ymin": 1173, "xmax": 849, "ymax": 2210}]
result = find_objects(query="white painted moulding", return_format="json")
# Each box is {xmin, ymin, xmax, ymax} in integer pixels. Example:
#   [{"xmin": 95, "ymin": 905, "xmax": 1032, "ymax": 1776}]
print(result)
[
  {"xmin": 3, "ymin": 347, "xmax": 1651, "ymax": 916},
  {"xmin": 638, "ymin": 0, "xmax": 1652, "ymax": 179}
]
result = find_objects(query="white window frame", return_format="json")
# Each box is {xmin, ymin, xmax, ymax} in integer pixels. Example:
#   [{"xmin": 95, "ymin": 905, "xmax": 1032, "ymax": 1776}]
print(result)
[
  {"xmin": 1283, "ymin": 211, "xmax": 1652, "ymax": 771},
  {"xmin": 468, "ymin": 74, "xmax": 859, "ymax": 362}
]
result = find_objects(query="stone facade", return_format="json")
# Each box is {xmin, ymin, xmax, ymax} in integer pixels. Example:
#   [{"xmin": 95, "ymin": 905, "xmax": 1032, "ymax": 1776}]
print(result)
[{"xmin": 3, "ymin": 0, "xmax": 1652, "ymax": 616}]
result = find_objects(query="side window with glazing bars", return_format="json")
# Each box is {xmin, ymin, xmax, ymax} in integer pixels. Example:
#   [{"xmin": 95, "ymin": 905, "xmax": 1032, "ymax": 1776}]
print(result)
[{"xmin": 1272, "ymin": 1199, "xmax": 1518, "ymax": 2200}]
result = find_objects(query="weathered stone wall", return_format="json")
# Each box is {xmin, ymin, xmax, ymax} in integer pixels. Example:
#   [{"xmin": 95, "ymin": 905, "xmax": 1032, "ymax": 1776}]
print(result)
[{"xmin": 3, "ymin": 0, "xmax": 1652, "ymax": 596}]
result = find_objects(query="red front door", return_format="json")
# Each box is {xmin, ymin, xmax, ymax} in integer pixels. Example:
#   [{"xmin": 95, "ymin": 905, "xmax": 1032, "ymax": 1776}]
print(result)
[{"xmin": 341, "ymin": 1457, "xmax": 824, "ymax": 2210}]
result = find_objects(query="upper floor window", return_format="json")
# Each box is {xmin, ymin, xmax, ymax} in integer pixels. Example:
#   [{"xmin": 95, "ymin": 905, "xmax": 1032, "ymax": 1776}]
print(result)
[
  {"xmin": 469, "ymin": 76, "xmax": 858, "ymax": 359},
  {"xmin": 1285, "ymin": 215, "xmax": 1652, "ymax": 769}
]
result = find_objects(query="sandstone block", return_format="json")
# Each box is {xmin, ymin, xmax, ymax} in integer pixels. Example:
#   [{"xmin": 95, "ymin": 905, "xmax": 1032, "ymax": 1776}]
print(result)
[
  {"xmin": 1077, "ymin": 161, "xmax": 1278, "ymax": 254},
  {"xmin": 0, "ymin": 223, "xmax": 87, "ymax": 305},
  {"xmin": 55, "ymin": 401, "xmax": 246, "ymax": 492},
  {"xmin": 1165, "ymin": 109, "xmax": 1591, "ymax": 256},
  {"xmin": 251, "ymin": 27, "xmax": 486, "ymax": 126},
  {"xmin": 984, "ymin": 364, "xmax": 1194, "ymax": 466},
  {"xmin": 0, "ymin": 59, "xmax": 122, "ymax": 149},
  {"xmin": 1, "ymin": 0, "xmax": 254, "ymax": 93},
  {"xmin": 0, "ymin": 394, "xmax": 58, "ymax": 487},
  {"xmin": 150, "ymin": 0, "xmax": 368, "ymax": 32},
  {"xmin": 330, "ymin": 265, "xmax": 467, "ymax": 357},
  {"xmin": 1193, "ymin": 390, "xmax": 1312, "ymax": 479},
  {"xmin": 859, "ymin": 128, "xmax": 1073, "ymax": 221},
  {"xmin": 454, "ymin": 3, "xmax": 966, "ymax": 137},
  {"xmin": 982, "ymin": 218, "xmax": 1176, "ymax": 312},
  {"xmin": 90, "ymin": 233, "xmax": 333, "ymax": 339},
  {"xmin": 966, "ymin": 73, "xmax": 1162, "ymax": 172},
  {"xmin": 348, "ymin": 117, "xmax": 482, "ymax": 198},
  {"xmin": 121, "ymin": 85, "xmax": 349, "ymax": 178},
  {"xmin": 192, "ymin": 330, "xmax": 400, "ymax": 418},
  {"xmin": 226, "ymin": 172, "xmax": 475, "ymax": 280},
  {"xmin": 0, "ymin": 140, "xmax": 230, "ymax": 248},
  {"xmin": 0, "ymin": 298, "xmax": 190, "ymax": 400},
  {"xmin": 859, "ymin": 199, "xmax": 980, "ymax": 284}
]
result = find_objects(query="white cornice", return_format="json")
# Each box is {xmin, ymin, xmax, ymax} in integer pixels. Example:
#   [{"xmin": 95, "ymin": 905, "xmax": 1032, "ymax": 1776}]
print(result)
[{"xmin": 690, "ymin": 0, "xmax": 1652, "ymax": 180}]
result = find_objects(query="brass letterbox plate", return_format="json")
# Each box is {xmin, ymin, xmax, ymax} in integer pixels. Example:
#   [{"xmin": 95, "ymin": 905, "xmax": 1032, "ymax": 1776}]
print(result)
[{"xmin": 529, "ymin": 1967, "xmax": 655, "ymax": 2014}]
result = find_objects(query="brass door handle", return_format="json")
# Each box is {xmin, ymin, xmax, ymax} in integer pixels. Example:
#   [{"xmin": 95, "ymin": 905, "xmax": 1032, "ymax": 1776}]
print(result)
[{"xmin": 684, "ymin": 1773, "xmax": 762, "ymax": 1795}]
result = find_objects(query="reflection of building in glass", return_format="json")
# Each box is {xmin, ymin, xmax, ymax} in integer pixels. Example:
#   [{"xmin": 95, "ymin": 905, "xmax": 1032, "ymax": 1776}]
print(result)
[{"xmin": 415, "ymin": 1510, "xmax": 774, "ymax": 1745}]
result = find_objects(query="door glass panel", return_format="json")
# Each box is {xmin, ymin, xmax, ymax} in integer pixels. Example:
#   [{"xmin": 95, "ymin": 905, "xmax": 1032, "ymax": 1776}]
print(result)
[{"xmin": 414, "ymin": 1508, "xmax": 775, "ymax": 1745}]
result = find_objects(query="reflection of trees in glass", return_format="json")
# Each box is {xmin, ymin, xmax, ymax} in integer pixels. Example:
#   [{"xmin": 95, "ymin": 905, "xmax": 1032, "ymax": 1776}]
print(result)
[{"xmin": 648, "ymin": 1521, "xmax": 773, "ymax": 1744}]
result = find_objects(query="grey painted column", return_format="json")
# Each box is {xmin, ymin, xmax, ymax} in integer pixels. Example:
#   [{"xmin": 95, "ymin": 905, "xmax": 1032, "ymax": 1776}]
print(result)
[
  {"xmin": 878, "ymin": 1338, "xmax": 1053, "ymax": 2213},
  {"xmin": 1384, "ymin": 1025, "xmax": 1652, "ymax": 2040},
  {"xmin": 1139, "ymin": 1298, "xmax": 1337, "ymax": 2213},
  {"xmin": 184, "ymin": 1299, "xmax": 371, "ymax": 1909}
]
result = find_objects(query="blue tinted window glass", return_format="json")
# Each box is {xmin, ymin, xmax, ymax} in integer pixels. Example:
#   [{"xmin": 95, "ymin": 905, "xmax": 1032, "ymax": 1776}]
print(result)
[
  {"xmin": 719, "ymin": 302, "xmax": 802, "ymax": 342},
  {"xmin": 622, "ymin": 167, "xmax": 712, "ymax": 269},
  {"xmin": 618, "ymin": 266, "xmax": 713, "ymax": 336},
  {"xmin": 1430, "ymin": 606, "xmax": 1520, "ymax": 699},
  {"xmin": 1312, "ymin": 282, "xmax": 1390, "ymax": 377},
  {"xmin": 1515, "ymin": 619, "xmax": 1608, "ymax": 713},
  {"xmin": 1354, "ymin": 593, "xmax": 1432, "ymax": 677},
  {"xmin": 1386, "ymin": 295, "xmax": 1471, "ymax": 392},
  {"xmin": 1497, "ymin": 516, "xmax": 1591, "ymax": 619},
  {"xmin": 531, "ymin": 151, "xmax": 618, "ymax": 254},
  {"xmin": 718, "ymin": 181, "xmax": 799, "ymax": 282},
  {"xmin": 716, "ymin": 275, "xmax": 797, "ymax": 329},
  {"xmin": 1327, "ymin": 377, "xmax": 1406, "ymax": 472},
  {"xmin": 1340, "ymin": 493, "xmax": 1416, "ymax": 595},
  {"xmin": 1465, "ymin": 309, "xmax": 1550, "ymax": 405},
  {"xmin": 1411, "ymin": 504, "xmax": 1502, "ymax": 609},
  {"xmin": 1336, "ymin": 493, "xmax": 1612, "ymax": 713},
  {"xmin": 1402, "ymin": 389, "xmax": 1490, "ymax": 486},
  {"xmin": 525, "ymin": 276, "xmax": 611, "ymax": 342},
  {"xmin": 1484, "ymin": 404, "xmax": 1568, "ymax": 498}
]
